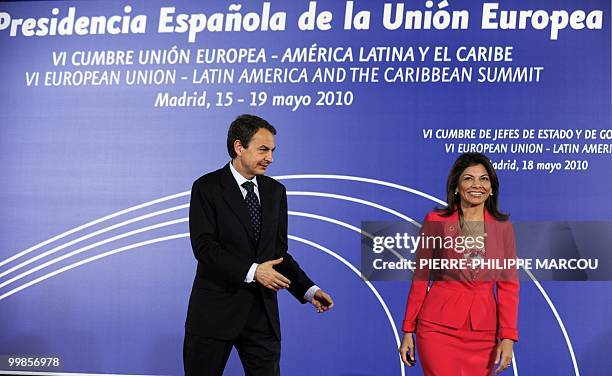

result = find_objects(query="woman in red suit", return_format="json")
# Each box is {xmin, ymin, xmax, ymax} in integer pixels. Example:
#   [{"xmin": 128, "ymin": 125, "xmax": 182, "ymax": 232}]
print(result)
[{"xmin": 399, "ymin": 153, "xmax": 519, "ymax": 375}]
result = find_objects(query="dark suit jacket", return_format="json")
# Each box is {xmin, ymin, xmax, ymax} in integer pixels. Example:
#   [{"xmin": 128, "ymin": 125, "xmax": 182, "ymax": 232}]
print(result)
[{"xmin": 185, "ymin": 164, "xmax": 315, "ymax": 340}]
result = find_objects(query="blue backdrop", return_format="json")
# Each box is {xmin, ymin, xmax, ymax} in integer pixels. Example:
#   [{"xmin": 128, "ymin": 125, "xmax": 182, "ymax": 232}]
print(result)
[{"xmin": 0, "ymin": 1, "xmax": 610, "ymax": 375}]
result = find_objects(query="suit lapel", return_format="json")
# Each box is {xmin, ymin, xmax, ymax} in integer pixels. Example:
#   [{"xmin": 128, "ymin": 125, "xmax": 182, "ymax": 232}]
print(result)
[
  {"xmin": 483, "ymin": 209, "xmax": 501, "ymax": 257},
  {"xmin": 219, "ymin": 164, "xmax": 256, "ymax": 244},
  {"xmin": 257, "ymin": 176, "xmax": 274, "ymax": 253},
  {"xmin": 441, "ymin": 211, "xmax": 462, "ymax": 258}
]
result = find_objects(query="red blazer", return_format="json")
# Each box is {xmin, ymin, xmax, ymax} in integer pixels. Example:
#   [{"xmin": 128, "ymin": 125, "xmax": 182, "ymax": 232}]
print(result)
[{"xmin": 402, "ymin": 209, "xmax": 519, "ymax": 341}]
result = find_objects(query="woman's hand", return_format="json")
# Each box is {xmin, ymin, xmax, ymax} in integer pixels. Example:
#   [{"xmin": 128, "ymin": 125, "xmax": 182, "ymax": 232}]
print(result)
[
  {"xmin": 399, "ymin": 332, "xmax": 416, "ymax": 367},
  {"xmin": 494, "ymin": 339, "xmax": 514, "ymax": 374}
]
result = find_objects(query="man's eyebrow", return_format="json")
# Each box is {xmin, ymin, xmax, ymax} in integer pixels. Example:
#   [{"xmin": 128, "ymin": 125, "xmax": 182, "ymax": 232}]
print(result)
[{"xmin": 259, "ymin": 145, "xmax": 276, "ymax": 150}]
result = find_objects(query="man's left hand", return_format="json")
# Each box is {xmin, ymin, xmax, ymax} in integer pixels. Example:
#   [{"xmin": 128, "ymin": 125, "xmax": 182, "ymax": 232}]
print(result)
[{"xmin": 311, "ymin": 289, "xmax": 334, "ymax": 313}]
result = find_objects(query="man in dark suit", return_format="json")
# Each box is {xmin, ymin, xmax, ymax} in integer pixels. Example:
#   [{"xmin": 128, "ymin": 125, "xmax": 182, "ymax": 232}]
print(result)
[{"xmin": 184, "ymin": 114, "xmax": 334, "ymax": 376}]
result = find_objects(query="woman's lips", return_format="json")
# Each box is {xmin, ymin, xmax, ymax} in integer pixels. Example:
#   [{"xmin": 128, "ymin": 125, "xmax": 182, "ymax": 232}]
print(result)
[{"xmin": 467, "ymin": 191, "xmax": 485, "ymax": 198}]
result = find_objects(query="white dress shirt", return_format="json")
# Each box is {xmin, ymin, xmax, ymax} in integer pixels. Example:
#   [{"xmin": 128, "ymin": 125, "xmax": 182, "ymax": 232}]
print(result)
[{"xmin": 229, "ymin": 161, "xmax": 319, "ymax": 303}]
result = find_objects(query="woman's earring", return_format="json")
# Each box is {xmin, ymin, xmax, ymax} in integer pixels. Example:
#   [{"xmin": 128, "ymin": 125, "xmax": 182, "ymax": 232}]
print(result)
[{"xmin": 454, "ymin": 190, "xmax": 458, "ymax": 195}]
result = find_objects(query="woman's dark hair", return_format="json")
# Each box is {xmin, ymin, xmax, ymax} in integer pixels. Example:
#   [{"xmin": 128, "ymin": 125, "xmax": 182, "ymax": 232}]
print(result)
[
  {"xmin": 227, "ymin": 114, "xmax": 277, "ymax": 158},
  {"xmin": 436, "ymin": 153, "xmax": 509, "ymax": 221}
]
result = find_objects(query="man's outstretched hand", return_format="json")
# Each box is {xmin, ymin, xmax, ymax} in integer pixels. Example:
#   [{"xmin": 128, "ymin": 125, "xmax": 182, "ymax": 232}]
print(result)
[
  {"xmin": 255, "ymin": 258, "xmax": 291, "ymax": 291},
  {"xmin": 311, "ymin": 289, "xmax": 334, "ymax": 313}
]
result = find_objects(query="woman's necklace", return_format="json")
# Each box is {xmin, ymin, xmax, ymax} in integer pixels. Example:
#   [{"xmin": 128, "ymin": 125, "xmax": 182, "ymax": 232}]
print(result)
[{"xmin": 459, "ymin": 217, "xmax": 486, "ymax": 280}]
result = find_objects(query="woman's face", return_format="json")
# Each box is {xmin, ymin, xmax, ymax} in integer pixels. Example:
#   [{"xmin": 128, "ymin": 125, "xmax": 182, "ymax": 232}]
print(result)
[{"xmin": 457, "ymin": 164, "xmax": 492, "ymax": 207}]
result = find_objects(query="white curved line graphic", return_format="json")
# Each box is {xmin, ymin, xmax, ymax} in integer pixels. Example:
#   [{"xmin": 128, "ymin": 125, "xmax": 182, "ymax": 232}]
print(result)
[
  {"xmin": 0, "ymin": 205, "xmax": 189, "ymax": 278},
  {"xmin": 0, "ymin": 218, "xmax": 188, "ymax": 289},
  {"xmin": 0, "ymin": 191, "xmax": 190, "ymax": 268},
  {"xmin": 0, "ymin": 175, "xmax": 577, "ymax": 375},
  {"xmin": 288, "ymin": 234, "xmax": 405, "ymax": 376},
  {"xmin": 295, "ymin": 183, "xmax": 577, "ymax": 376},
  {"xmin": 289, "ymin": 211, "xmax": 362, "ymax": 233},
  {"xmin": 0, "ymin": 174, "xmax": 431, "ymax": 267},
  {"xmin": 0, "ymin": 232, "xmax": 405, "ymax": 375},
  {"xmin": 2, "ymin": 191, "xmax": 415, "ymax": 287},
  {"xmin": 289, "ymin": 211, "xmax": 517, "ymax": 376},
  {"xmin": 288, "ymin": 211, "xmax": 407, "ymax": 265},
  {"xmin": 521, "ymin": 269, "xmax": 577, "ymax": 375},
  {"xmin": 0, "ymin": 233, "xmax": 190, "ymax": 301},
  {"xmin": 287, "ymin": 191, "xmax": 420, "ymax": 227},
  {"xmin": 275, "ymin": 174, "xmax": 446, "ymax": 206},
  {"xmin": 4, "ymin": 209, "xmax": 515, "ymax": 375},
  {"xmin": 1, "ymin": 190, "xmax": 413, "ymax": 289},
  {"xmin": 288, "ymin": 188, "xmax": 576, "ymax": 375}
]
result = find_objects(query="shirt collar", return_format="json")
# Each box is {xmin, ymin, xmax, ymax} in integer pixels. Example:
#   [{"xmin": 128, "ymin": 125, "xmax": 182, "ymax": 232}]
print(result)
[{"xmin": 229, "ymin": 160, "xmax": 258, "ymax": 189}]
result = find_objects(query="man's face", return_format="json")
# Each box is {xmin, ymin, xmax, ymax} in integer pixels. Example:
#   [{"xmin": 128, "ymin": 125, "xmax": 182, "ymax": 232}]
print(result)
[{"xmin": 234, "ymin": 128, "xmax": 275, "ymax": 179}]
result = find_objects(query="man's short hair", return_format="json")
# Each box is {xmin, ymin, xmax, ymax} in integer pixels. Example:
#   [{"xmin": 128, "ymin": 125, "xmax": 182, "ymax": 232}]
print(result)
[{"xmin": 227, "ymin": 114, "xmax": 277, "ymax": 159}]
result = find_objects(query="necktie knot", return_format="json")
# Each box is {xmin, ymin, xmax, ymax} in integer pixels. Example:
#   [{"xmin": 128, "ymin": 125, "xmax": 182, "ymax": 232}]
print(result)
[{"xmin": 242, "ymin": 181, "xmax": 255, "ymax": 193}]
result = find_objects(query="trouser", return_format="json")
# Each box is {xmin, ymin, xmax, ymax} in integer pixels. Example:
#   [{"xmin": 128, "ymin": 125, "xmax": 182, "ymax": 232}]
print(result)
[{"xmin": 183, "ymin": 294, "xmax": 280, "ymax": 376}]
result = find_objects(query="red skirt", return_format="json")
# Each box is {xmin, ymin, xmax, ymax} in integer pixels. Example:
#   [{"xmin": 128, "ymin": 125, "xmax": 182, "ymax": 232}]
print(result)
[{"xmin": 416, "ymin": 317, "xmax": 497, "ymax": 376}]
